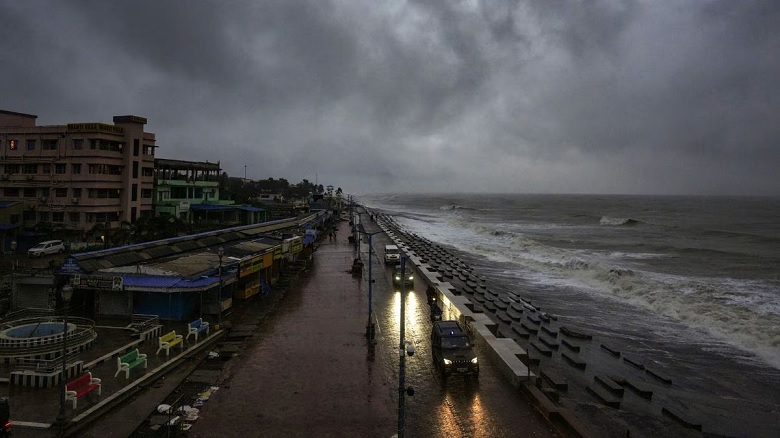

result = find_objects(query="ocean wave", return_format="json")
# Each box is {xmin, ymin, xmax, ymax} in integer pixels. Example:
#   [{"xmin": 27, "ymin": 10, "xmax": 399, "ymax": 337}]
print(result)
[
  {"xmin": 599, "ymin": 216, "xmax": 642, "ymax": 226},
  {"xmin": 391, "ymin": 206, "xmax": 780, "ymax": 369},
  {"xmin": 439, "ymin": 204, "xmax": 477, "ymax": 211},
  {"xmin": 468, "ymin": 237, "xmax": 780, "ymax": 369},
  {"xmin": 449, "ymin": 218, "xmax": 516, "ymax": 239},
  {"xmin": 589, "ymin": 265, "xmax": 780, "ymax": 369}
]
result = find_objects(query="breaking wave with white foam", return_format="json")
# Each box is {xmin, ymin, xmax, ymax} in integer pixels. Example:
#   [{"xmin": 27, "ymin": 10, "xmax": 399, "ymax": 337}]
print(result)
[{"xmin": 397, "ymin": 212, "xmax": 780, "ymax": 369}]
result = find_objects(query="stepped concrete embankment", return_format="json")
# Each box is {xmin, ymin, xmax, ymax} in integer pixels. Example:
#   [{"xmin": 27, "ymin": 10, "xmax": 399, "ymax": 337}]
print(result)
[{"xmin": 370, "ymin": 210, "xmax": 593, "ymax": 438}]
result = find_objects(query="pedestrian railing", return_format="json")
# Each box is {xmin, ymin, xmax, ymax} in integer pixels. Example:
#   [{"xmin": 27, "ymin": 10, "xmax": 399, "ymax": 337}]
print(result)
[
  {"xmin": 13, "ymin": 351, "xmax": 80, "ymax": 373},
  {"xmin": 126, "ymin": 314, "xmax": 160, "ymax": 334},
  {"xmin": 0, "ymin": 308, "xmax": 54, "ymax": 325}
]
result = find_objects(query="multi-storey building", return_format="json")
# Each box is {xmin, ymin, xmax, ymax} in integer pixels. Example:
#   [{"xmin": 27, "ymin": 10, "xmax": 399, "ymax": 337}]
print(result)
[
  {"xmin": 0, "ymin": 109, "xmax": 156, "ymax": 243},
  {"xmin": 154, "ymin": 158, "xmax": 230, "ymax": 222}
]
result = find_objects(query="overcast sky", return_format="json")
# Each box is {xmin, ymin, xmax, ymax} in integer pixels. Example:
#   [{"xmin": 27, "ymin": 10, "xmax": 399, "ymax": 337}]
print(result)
[{"xmin": 1, "ymin": 1, "xmax": 778, "ymax": 196}]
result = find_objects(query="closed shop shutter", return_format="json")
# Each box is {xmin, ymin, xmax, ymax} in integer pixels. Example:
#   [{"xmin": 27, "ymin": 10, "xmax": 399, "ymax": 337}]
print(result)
[
  {"xmin": 98, "ymin": 290, "xmax": 128, "ymax": 316},
  {"xmin": 15, "ymin": 284, "xmax": 50, "ymax": 308}
]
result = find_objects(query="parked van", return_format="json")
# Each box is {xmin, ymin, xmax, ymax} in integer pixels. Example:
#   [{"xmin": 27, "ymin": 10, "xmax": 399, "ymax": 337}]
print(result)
[
  {"xmin": 27, "ymin": 240, "xmax": 65, "ymax": 258},
  {"xmin": 384, "ymin": 244, "xmax": 400, "ymax": 265}
]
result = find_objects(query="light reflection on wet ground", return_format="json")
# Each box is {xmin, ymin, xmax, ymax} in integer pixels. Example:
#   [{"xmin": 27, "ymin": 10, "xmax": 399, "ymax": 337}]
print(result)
[{"xmin": 373, "ymin": 252, "xmax": 559, "ymax": 438}]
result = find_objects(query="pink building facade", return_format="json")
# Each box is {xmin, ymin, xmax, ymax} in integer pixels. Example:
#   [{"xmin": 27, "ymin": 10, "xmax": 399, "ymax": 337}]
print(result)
[{"xmin": 0, "ymin": 109, "xmax": 157, "ymax": 240}]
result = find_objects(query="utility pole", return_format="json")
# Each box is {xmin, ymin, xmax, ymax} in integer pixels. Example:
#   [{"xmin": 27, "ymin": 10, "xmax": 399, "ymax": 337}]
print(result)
[
  {"xmin": 397, "ymin": 257, "xmax": 413, "ymax": 437},
  {"xmin": 357, "ymin": 229, "xmax": 382, "ymax": 346}
]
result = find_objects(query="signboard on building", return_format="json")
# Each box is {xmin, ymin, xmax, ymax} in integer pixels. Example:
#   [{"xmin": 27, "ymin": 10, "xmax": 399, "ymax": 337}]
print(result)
[
  {"xmin": 239, "ymin": 255, "xmax": 263, "ymax": 278},
  {"xmin": 289, "ymin": 237, "xmax": 303, "ymax": 254},
  {"xmin": 71, "ymin": 274, "xmax": 124, "ymax": 290},
  {"xmin": 66, "ymin": 123, "xmax": 124, "ymax": 134},
  {"xmin": 58, "ymin": 257, "xmax": 86, "ymax": 274}
]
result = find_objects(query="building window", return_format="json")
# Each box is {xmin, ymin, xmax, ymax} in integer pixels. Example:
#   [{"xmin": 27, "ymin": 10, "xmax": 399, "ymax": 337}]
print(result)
[
  {"xmin": 68, "ymin": 212, "xmax": 80, "ymax": 223},
  {"xmin": 40, "ymin": 188, "xmax": 50, "ymax": 197},
  {"xmin": 55, "ymin": 188, "xmax": 68, "ymax": 198},
  {"xmin": 23, "ymin": 188, "xmax": 36, "ymax": 198},
  {"xmin": 55, "ymin": 163, "xmax": 67, "ymax": 174},
  {"xmin": 3, "ymin": 188, "xmax": 20, "ymax": 197},
  {"xmin": 22, "ymin": 164, "xmax": 37, "ymax": 174},
  {"xmin": 26, "ymin": 139, "xmax": 36, "ymax": 150},
  {"xmin": 52, "ymin": 212, "xmax": 65, "ymax": 223},
  {"xmin": 144, "ymin": 145, "xmax": 155, "ymax": 156},
  {"xmin": 89, "ymin": 138, "xmax": 123, "ymax": 152},
  {"xmin": 39, "ymin": 212, "xmax": 50, "ymax": 222},
  {"xmin": 133, "ymin": 139, "xmax": 139, "ymax": 156},
  {"xmin": 142, "ymin": 167, "xmax": 154, "ymax": 177},
  {"xmin": 170, "ymin": 187, "xmax": 188, "ymax": 199},
  {"xmin": 86, "ymin": 212, "xmax": 120, "ymax": 223},
  {"xmin": 8, "ymin": 139, "xmax": 17, "ymax": 150},
  {"xmin": 42, "ymin": 139, "xmax": 58, "ymax": 150},
  {"xmin": 88, "ymin": 164, "xmax": 105, "ymax": 174},
  {"xmin": 72, "ymin": 188, "xmax": 81, "ymax": 198},
  {"xmin": 23, "ymin": 210, "xmax": 35, "ymax": 221},
  {"xmin": 72, "ymin": 163, "xmax": 81, "ymax": 174},
  {"xmin": 131, "ymin": 184, "xmax": 138, "ymax": 201},
  {"xmin": 41, "ymin": 164, "xmax": 51, "ymax": 174},
  {"xmin": 5, "ymin": 164, "xmax": 19, "ymax": 174},
  {"xmin": 141, "ymin": 188, "xmax": 153, "ymax": 199},
  {"xmin": 87, "ymin": 188, "xmax": 121, "ymax": 199},
  {"xmin": 73, "ymin": 138, "xmax": 83, "ymax": 150},
  {"xmin": 132, "ymin": 161, "xmax": 138, "ymax": 178},
  {"xmin": 87, "ymin": 164, "xmax": 121, "ymax": 175}
]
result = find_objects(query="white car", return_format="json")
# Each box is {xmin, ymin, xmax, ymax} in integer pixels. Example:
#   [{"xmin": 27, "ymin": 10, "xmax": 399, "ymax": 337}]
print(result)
[
  {"xmin": 384, "ymin": 244, "xmax": 400, "ymax": 265},
  {"xmin": 27, "ymin": 240, "xmax": 65, "ymax": 257}
]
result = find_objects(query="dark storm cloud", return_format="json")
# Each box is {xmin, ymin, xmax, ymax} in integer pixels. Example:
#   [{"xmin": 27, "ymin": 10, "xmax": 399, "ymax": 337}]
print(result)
[{"xmin": 1, "ymin": 0, "xmax": 778, "ymax": 195}]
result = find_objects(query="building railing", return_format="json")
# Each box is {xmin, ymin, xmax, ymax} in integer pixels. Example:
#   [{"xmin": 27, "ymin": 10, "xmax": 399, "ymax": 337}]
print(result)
[
  {"xmin": 0, "ymin": 308, "xmax": 54, "ymax": 325},
  {"xmin": 126, "ymin": 314, "xmax": 160, "ymax": 334},
  {"xmin": 12, "ymin": 351, "xmax": 81, "ymax": 373}
]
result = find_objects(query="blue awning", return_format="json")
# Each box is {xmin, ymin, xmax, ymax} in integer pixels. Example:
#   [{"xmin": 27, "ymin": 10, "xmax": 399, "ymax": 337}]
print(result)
[
  {"xmin": 190, "ymin": 204, "xmax": 235, "ymax": 211},
  {"xmin": 239, "ymin": 206, "xmax": 266, "ymax": 212},
  {"xmin": 0, "ymin": 223, "xmax": 19, "ymax": 231},
  {"xmin": 121, "ymin": 274, "xmax": 219, "ymax": 289}
]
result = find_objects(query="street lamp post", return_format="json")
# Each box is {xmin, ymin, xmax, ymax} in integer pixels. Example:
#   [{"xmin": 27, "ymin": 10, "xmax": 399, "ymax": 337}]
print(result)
[
  {"xmin": 9, "ymin": 241, "xmax": 16, "ymax": 269},
  {"xmin": 359, "ymin": 230, "xmax": 383, "ymax": 344},
  {"xmin": 9, "ymin": 241, "xmax": 17, "ymax": 303},
  {"xmin": 55, "ymin": 284, "xmax": 74, "ymax": 430},
  {"xmin": 217, "ymin": 247, "xmax": 224, "ymax": 327},
  {"xmin": 397, "ymin": 257, "xmax": 414, "ymax": 438}
]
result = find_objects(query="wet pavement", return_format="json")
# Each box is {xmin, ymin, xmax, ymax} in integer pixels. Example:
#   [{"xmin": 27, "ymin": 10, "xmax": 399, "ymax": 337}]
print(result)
[
  {"xmin": 6, "ymin": 215, "xmax": 564, "ymax": 437},
  {"xmin": 184, "ymin": 215, "xmax": 560, "ymax": 438}
]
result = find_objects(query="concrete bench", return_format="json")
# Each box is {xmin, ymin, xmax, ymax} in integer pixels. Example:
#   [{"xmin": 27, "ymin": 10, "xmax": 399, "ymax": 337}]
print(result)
[
  {"xmin": 186, "ymin": 318, "xmax": 210, "ymax": 342},
  {"xmin": 156, "ymin": 330, "xmax": 184, "ymax": 358},
  {"xmin": 65, "ymin": 372, "xmax": 101, "ymax": 409},
  {"xmin": 114, "ymin": 348, "xmax": 148, "ymax": 379}
]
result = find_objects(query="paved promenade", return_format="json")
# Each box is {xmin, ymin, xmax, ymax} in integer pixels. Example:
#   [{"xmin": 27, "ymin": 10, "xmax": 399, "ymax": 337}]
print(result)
[
  {"xmin": 8, "ymin": 216, "xmax": 562, "ymax": 437},
  {"xmin": 182, "ymin": 220, "xmax": 395, "ymax": 437}
]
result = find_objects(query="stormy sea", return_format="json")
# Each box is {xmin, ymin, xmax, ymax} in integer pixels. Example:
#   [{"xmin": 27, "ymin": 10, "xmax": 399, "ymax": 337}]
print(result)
[{"xmin": 358, "ymin": 193, "xmax": 780, "ymax": 437}]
